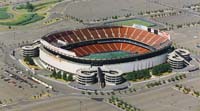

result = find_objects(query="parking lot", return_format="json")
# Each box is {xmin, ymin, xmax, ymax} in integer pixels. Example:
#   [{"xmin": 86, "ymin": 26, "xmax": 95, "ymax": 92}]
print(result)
[
  {"xmin": 155, "ymin": 13, "xmax": 200, "ymax": 25},
  {"xmin": 62, "ymin": 0, "xmax": 168, "ymax": 20},
  {"xmin": 1, "ymin": 0, "xmax": 200, "ymax": 111},
  {"xmin": 122, "ymin": 79, "xmax": 200, "ymax": 111},
  {"xmin": 2, "ymin": 96, "xmax": 118, "ymax": 111},
  {"xmin": 0, "ymin": 64, "xmax": 53, "ymax": 105},
  {"xmin": 169, "ymin": 26, "xmax": 200, "ymax": 53}
]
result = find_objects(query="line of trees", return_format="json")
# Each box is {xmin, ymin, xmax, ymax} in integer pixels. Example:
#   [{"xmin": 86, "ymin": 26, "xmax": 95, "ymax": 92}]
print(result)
[
  {"xmin": 138, "ymin": 8, "xmax": 174, "ymax": 16},
  {"xmin": 124, "ymin": 69, "xmax": 151, "ymax": 81},
  {"xmin": 175, "ymin": 84, "xmax": 200, "ymax": 97},
  {"xmin": 152, "ymin": 63, "xmax": 172, "ymax": 76},
  {"xmin": 108, "ymin": 96, "xmax": 142, "ymax": 111},
  {"xmin": 16, "ymin": 2, "xmax": 34, "ymax": 12},
  {"xmin": 50, "ymin": 70, "xmax": 73, "ymax": 81},
  {"xmin": 124, "ymin": 63, "xmax": 172, "ymax": 81}
]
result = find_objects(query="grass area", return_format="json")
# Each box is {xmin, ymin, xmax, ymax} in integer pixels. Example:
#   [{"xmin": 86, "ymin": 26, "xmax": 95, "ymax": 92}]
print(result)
[
  {"xmin": 84, "ymin": 51, "xmax": 132, "ymax": 59},
  {"xmin": 0, "ymin": 7, "xmax": 7, "ymax": 11},
  {"xmin": 0, "ymin": 12, "xmax": 11, "ymax": 19},
  {"xmin": 16, "ymin": 0, "xmax": 62, "ymax": 12},
  {"xmin": 22, "ymin": 60, "xmax": 40, "ymax": 70},
  {"xmin": 20, "ymin": 14, "xmax": 44, "ymax": 25},
  {"xmin": 33, "ymin": 0, "xmax": 62, "ymax": 11},
  {"xmin": 0, "ymin": 13, "xmax": 44, "ymax": 25},
  {"xmin": 114, "ymin": 19, "xmax": 156, "ymax": 27},
  {"xmin": 152, "ymin": 72, "xmax": 171, "ymax": 77},
  {"xmin": 0, "ymin": 7, "xmax": 12, "ymax": 19},
  {"xmin": 0, "ymin": 0, "xmax": 62, "ymax": 26}
]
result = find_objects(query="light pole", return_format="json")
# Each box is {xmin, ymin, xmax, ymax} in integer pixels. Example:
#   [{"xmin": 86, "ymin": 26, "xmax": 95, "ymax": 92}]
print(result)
[
  {"xmin": 80, "ymin": 100, "xmax": 82, "ymax": 111},
  {"xmin": 13, "ymin": 27, "xmax": 16, "ymax": 41}
]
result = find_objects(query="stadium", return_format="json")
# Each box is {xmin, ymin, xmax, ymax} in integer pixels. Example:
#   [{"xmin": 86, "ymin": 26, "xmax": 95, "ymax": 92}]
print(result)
[{"xmin": 39, "ymin": 25, "xmax": 172, "ymax": 86}]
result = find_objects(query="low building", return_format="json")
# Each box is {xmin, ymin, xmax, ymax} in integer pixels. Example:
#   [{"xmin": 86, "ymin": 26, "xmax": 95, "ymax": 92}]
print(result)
[
  {"xmin": 76, "ymin": 69, "xmax": 97, "ymax": 86},
  {"xmin": 104, "ymin": 70, "xmax": 123, "ymax": 85},
  {"xmin": 75, "ymin": 68, "xmax": 124, "ymax": 86},
  {"xmin": 168, "ymin": 49, "xmax": 191, "ymax": 69},
  {"xmin": 22, "ymin": 45, "xmax": 40, "ymax": 57}
]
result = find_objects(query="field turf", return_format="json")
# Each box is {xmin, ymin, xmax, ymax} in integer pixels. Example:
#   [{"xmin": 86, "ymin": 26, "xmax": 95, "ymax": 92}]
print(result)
[{"xmin": 114, "ymin": 19, "xmax": 155, "ymax": 27}]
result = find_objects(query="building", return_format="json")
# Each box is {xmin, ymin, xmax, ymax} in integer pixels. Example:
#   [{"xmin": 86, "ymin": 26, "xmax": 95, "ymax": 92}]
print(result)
[
  {"xmin": 38, "ymin": 25, "xmax": 172, "ymax": 86},
  {"xmin": 76, "ymin": 68, "xmax": 123, "ymax": 86},
  {"xmin": 22, "ymin": 45, "xmax": 40, "ymax": 57},
  {"xmin": 168, "ymin": 49, "xmax": 191, "ymax": 69},
  {"xmin": 76, "ymin": 68, "xmax": 97, "ymax": 85}
]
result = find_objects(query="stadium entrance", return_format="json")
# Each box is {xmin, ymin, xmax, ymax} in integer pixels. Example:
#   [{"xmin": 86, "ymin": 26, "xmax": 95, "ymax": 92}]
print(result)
[{"xmin": 68, "ymin": 68, "xmax": 130, "ymax": 91}]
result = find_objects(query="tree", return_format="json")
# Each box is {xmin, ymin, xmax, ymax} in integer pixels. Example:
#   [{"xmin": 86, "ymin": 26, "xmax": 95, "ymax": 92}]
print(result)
[
  {"xmin": 63, "ymin": 73, "xmax": 67, "ymax": 81},
  {"xmin": 51, "ymin": 70, "xmax": 57, "ymax": 78},
  {"xmin": 67, "ymin": 74, "xmax": 73, "ymax": 81},
  {"xmin": 124, "ymin": 69, "xmax": 151, "ymax": 81},
  {"xmin": 26, "ymin": 2, "xmax": 34, "ymax": 12},
  {"xmin": 24, "ymin": 56, "xmax": 35, "ymax": 65},
  {"xmin": 152, "ymin": 63, "xmax": 172, "ymax": 76},
  {"xmin": 57, "ymin": 71, "xmax": 62, "ymax": 79}
]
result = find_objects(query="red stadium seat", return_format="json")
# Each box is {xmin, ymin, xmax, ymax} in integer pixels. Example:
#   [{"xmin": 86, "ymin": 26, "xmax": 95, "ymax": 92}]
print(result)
[
  {"xmin": 45, "ymin": 26, "xmax": 170, "ymax": 58},
  {"xmin": 112, "ymin": 27, "xmax": 119, "ymax": 38},
  {"xmin": 70, "ymin": 42, "xmax": 150, "ymax": 57},
  {"xmin": 137, "ymin": 31, "xmax": 148, "ymax": 41},
  {"xmin": 81, "ymin": 29, "xmax": 93, "ymax": 40},
  {"xmin": 89, "ymin": 28, "xmax": 99, "ymax": 39},
  {"xmin": 96, "ymin": 28, "xmax": 107, "ymax": 39},
  {"xmin": 115, "ymin": 43, "xmax": 121, "ymax": 50},
  {"xmin": 94, "ymin": 44, "xmax": 104, "ymax": 52},
  {"xmin": 120, "ymin": 27, "xmax": 127, "ymax": 37},
  {"xmin": 131, "ymin": 29, "xmax": 142, "ymax": 40},
  {"xmin": 74, "ymin": 30, "xmax": 86, "ymax": 41},
  {"xmin": 103, "ymin": 27, "xmax": 113, "ymax": 38},
  {"xmin": 101, "ymin": 43, "xmax": 113, "ymax": 52},
  {"xmin": 69, "ymin": 33, "xmax": 80, "ymax": 43}
]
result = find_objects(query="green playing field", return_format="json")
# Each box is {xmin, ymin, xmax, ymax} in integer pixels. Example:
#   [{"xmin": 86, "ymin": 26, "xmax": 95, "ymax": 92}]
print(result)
[{"xmin": 84, "ymin": 51, "xmax": 133, "ymax": 59}]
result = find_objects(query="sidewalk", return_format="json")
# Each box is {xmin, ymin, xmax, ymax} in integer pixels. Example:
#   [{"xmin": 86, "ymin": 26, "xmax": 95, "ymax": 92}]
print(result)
[{"xmin": 38, "ymin": 74, "xmax": 68, "ymax": 85}]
